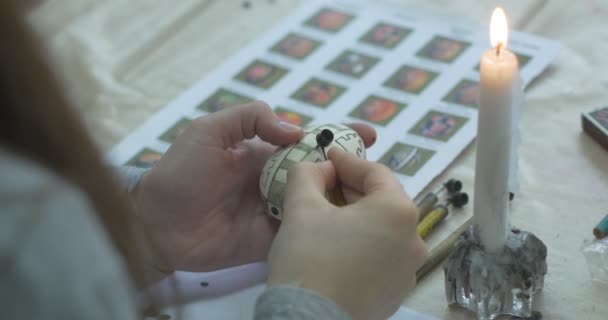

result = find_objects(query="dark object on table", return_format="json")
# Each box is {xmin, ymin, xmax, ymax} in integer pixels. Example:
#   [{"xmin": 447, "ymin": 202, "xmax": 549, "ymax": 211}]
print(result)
[
  {"xmin": 449, "ymin": 192, "xmax": 468, "ymax": 208},
  {"xmin": 582, "ymin": 106, "xmax": 608, "ymax": 152},
  {"xmin": 416, "ymin": 178, "xmax": 463, "ymax": 221},
  {"xmin": 445, "ymin": 179, "xmax": 462, "ymax": 194}
]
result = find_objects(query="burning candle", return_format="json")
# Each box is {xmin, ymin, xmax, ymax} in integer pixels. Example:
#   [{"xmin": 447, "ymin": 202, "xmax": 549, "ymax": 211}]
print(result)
[{"xmin": 474, "ymin": 7, "xmax": 522, "ymax": 253}]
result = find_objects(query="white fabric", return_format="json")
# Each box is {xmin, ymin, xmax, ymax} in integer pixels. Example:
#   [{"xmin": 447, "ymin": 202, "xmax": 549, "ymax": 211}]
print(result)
[
  {"xmin": 118, "ymin": 165, "xmax": 150, "ymax": 193},
  {"xmin": 0, "ymin": 149, "xmax": 138, "ymax": 320},
  {"xmin": 29, "ymin": 0, "xmax": 608, "ymax": 319}
]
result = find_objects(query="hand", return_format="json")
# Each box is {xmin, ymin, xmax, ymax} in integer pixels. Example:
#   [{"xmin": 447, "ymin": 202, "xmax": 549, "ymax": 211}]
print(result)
[
  {"xmin": 266, "ymin": 148, "xmax": 427, "ymax": 320},
  {"xmin": 133, "ymin": 101, "xmax": 377, "ymax": 272}
]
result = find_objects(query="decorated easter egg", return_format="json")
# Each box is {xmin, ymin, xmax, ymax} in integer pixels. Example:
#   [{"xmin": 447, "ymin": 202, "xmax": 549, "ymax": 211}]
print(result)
[{"xmin": 259, "ymin": 124, "xmax": 365, "ymax": 220}]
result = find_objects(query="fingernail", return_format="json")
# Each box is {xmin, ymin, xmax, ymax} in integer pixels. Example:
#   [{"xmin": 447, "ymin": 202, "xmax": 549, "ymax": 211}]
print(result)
[{"xmin": 278, "ymin": 121, "xmax": 302, "ymax": 132}]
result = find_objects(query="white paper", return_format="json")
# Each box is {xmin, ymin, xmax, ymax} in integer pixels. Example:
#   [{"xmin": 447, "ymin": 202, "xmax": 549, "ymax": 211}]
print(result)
[{"xmin": 107, "ymin": 0, "xmax": 559, "ymax": 199}]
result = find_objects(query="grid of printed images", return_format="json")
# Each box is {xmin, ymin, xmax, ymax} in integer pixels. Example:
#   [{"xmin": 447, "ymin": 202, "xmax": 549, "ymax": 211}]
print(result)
[{"xmin": 126, "ymin": 6, "xmax": 529, "ymax": 179}]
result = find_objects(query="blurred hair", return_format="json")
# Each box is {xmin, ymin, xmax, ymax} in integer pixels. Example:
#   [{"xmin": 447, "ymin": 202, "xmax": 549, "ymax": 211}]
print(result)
[{"xmin": 0, "ymin": 0, "xmax": 150, "ymax": 302}]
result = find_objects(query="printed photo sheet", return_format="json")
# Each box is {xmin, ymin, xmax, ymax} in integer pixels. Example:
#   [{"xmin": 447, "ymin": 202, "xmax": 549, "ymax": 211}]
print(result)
[{"xmin": 109, "ymin": 0, "xmax": 559, "ymax": 199}]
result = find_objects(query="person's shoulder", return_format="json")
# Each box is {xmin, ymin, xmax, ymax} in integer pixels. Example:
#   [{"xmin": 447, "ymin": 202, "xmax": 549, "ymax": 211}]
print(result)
[
  {"xmin": 0, "ymin": 147, "xmax": 138, "ymax": 319},
  {"xmin": 0, "ymin": 146, "xmax": 83, "ymax": 201},
  {"xmin": 0, "ymin": 147, "xmax": 92, "ymax": 240},
  {"xmin": 0, "ymin": 147, "xmax": 83, "ymax": 238},
  {"xmin": 1, "ymin": 148, "xmax": 42, "ymax": 178},
  {"xmin": 0, "ymin": 145, "xmax": 106, "ymax": 276}
]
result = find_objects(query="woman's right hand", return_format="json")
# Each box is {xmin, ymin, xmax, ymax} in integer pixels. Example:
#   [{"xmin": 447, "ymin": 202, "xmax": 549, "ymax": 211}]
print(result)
[{"xmin": 266, "ymin": 148, "xmax": 428, "ymax": 320}]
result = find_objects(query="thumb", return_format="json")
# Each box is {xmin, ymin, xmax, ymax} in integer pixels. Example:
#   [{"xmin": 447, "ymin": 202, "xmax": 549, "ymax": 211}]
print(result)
[
  {"xmin": 283, "ymin": 161, "xmax": 336, "ymax": 217},
  {"xmin": 199, "ymin": 101, "xmax": 303, "ymax": 148},
  {"xmin": 328, "ymin": 148, "xmax": 402, "ymax": 195}
]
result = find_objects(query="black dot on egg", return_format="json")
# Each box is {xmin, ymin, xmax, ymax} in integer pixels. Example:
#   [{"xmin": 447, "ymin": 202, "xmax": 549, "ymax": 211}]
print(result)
[{"xmin": 316, "ymin": 129, "xmax": 334, "ymax": 148}]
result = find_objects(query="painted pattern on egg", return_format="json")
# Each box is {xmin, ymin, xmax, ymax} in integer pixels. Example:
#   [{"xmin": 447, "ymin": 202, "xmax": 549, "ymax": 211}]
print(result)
[{"xmin": 259, "ymin": 124, "xmax": 365, "ymax": 220}]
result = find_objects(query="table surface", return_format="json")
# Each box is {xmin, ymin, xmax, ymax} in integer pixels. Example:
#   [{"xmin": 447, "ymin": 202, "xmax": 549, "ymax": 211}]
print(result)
[{"xmin": 31, "ymin": 1, "xmax": 608, "ymax": 319}]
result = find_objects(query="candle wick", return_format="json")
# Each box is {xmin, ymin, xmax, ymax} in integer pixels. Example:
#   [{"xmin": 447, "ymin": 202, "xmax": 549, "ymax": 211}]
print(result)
[{"xmin": 496, "ymin": 42, "xmax": 503, "ymax": 56}]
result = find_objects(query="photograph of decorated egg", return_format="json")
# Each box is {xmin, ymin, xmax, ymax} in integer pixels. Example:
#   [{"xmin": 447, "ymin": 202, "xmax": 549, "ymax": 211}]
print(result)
[{"xmin": 259, "ymin": 124, "xmax": 365, "ymax": 220}]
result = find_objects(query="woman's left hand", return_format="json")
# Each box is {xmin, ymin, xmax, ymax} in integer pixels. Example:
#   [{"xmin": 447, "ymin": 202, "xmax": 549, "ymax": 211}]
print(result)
[{"xmin": 133, "ymin": 101, "xmax": 376, "ymax": 272}]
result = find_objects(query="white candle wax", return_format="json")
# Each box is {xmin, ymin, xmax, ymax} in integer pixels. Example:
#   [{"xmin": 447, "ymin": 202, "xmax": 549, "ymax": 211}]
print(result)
[{"xmin": 474, "ymin": 47, "xmax": 520, "ymax": 253}]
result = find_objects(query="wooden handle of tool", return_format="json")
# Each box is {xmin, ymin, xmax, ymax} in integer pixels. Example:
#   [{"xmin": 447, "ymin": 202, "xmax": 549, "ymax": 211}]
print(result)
[
  {"xmin": 416, "ymin": 205, "xmax": 448, "ymax": 239},
  {"xmin": 416, "ymin": 217, "xmax": 473, "ymax": 282}
]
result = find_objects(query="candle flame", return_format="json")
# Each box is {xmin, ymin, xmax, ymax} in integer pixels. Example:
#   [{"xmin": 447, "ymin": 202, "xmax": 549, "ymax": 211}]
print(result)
[{"xmin": 490, "ymin": 7, "xmax": 508, "ymax": 51}]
